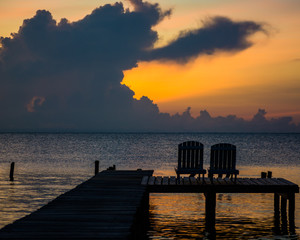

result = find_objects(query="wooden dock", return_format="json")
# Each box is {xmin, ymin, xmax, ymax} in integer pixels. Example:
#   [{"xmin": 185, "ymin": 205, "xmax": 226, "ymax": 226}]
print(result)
[
  {"xmin": 142, "ymin": 175, "xmax": 299, "ymax": 231},
  {"xmin": 0, "ymin": 170, "xmax": 298, "ymax": 239},
  {"xmin": 0, "ymin": 170, "xmax": 153, "ymax": 240}
]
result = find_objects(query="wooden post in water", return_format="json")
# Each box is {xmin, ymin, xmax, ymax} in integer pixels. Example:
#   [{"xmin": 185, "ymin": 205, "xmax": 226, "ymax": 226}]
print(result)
[
  {"xmin": 274, "ymin": 193, "xmax": 281, "ymax": 235},
  {"xmin": 95, "ymin": 161, "xmax": 99, "ymax": 175},
  {"xmin": 280, "ymin": 195, "xmax": 287, "ymax": 217},
  {"xmin": 288, "ymin": 193, "xmax": 295, "ymax": 233},
  {"xmin": 274, "ymin": 193, "xmax": 280, "ymax": 216},
  {"xmin": 205, "ymin": 191, "xmax": 216, "ymax": 229},
  {"xmin": 267, "ymin": 171, "xmax": 272, "ymax": 178},
  {"xmin": 9, "ymin": 162, "xmax": 15, "ymax": 181},
  {"xmin": 261, "ymin": 172, "xmax": 267, "ymax": 178}
]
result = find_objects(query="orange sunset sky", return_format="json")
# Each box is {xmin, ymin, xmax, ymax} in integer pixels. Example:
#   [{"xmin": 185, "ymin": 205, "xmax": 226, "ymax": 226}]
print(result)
[{"xmin": 1, "ymin": 0, "xmax": 300, "ymax": 123}]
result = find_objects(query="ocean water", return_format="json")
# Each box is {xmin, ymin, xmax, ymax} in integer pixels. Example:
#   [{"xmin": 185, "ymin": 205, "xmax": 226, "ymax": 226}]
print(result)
[{"xmin": 0, "ymin": 133, "xmax": 299, "ymax": 239}]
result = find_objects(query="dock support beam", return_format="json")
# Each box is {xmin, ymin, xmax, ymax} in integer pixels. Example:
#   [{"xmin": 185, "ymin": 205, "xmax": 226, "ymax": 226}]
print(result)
[
  {"xmin": 274, "ymin": 193, "xmax": 280, "ymax": 216},
  {"xmin": 281, "ymin": 195, "xmax": 287, "ymax": 217},
  {"xmin": 288, "ymin": 193, "xmax": 295, "ymax": 233},
  {"xmin": 205, "ymin": 191, "xmax": 216, "ymax": 230},
  {"xmin": 274, "ymin": 193, "xmax": 296, "ymax": 234}
]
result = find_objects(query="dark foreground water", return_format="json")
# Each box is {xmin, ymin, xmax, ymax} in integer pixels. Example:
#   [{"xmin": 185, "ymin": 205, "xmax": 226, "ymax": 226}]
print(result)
[{"xmin": 0, "ymin": 133, "xmax": 299, "ymax": 239}]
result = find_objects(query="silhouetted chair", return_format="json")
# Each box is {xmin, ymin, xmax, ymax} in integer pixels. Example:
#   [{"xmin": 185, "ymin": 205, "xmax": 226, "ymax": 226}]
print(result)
[
  {"xmin": 175, "ymin": 141, "xmax": 206, "ymax": 180},
  {"xmin": 208, "ymin": 143, "xmax": 239, "ymax": 182}
]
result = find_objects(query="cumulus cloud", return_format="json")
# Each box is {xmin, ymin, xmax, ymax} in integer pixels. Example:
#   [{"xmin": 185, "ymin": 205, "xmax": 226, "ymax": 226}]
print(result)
[{"xmin": 0, "ymin": 0, "xmax": 298, "ymax": 132}]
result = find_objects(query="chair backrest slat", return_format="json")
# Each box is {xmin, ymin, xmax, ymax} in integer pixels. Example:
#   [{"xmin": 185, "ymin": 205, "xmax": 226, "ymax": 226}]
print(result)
[
  {"xmin": 178, "ymin": 141, "xmax": 204, "ymax": 170},
  {"xmin": 190, "ymin": 142, "xmax": 195, "ymax": 169},
  {"xmin": 195, "ymin": 143, "xmax": 200, "ymax": 168},
  {"xmin": 186, "ymin": 141, "xmax": 191, "ymax": 168},
  {"xmin": 178, "ymin": 146, "xmax": 181, "ymax": 169},
  {"xmin": 182, "ymin": 142, "xmax": 187, "ymax": 168}
]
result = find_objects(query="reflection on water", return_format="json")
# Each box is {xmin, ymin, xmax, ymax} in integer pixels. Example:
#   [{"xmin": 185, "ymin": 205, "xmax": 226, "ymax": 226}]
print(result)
[
  {"xmin": 149, "ymin": 193, "xmax": 299, "ymax": 239},
  {"xmin": 0, "ymin": 172, "xmax": 89, "ymax": 229}
]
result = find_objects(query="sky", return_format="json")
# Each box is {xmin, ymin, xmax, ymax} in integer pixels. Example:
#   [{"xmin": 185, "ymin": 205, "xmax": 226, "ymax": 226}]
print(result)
[{"xmin": 0, "ymin": 0, "xmax": 299, "ymax": 132}]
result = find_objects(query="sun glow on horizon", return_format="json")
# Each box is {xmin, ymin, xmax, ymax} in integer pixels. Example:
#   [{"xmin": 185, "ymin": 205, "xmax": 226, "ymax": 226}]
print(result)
[{"xmin": 123, "ymin": 35, "xmax": 300, "ymax": 122}]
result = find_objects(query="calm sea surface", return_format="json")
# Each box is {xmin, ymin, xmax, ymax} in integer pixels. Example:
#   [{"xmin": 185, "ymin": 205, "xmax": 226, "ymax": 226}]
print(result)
[{"xmin": 0, "ymin": 133, "xmax": 299, "ymax": 239}]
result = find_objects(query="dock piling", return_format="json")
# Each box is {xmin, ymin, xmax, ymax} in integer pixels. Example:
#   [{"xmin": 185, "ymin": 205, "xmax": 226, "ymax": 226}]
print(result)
[
  {"xmin": 205, "ymin": 191, "xmax": 216, "ymax": 228},
  {"xmin": 267, "ymin": 171, "xmax": 272, "ymax": 178},
  {"xmin": 94, "ymin": 160, "xmax": 99, "ymax": 175},
  {"xmin": 274, "ymin": 193, "xmax": 280, "ymax": 216},
  {"xmin": 280, "ymin": 195, "xmax": 287, "ymax": 217},
  {"xmin": 288, "ymin": 193, "xmax": 295, "ymax": 232},
  {"xmin": 9, "ymin": 162, "xmax": 15, "ymax": 181}
]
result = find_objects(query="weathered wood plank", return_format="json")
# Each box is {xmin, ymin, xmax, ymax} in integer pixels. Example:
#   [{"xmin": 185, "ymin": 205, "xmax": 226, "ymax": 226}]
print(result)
[
  {"xmin": 250, "ymin": 178, "xmax": 265, "ymax": 185},
  {"xmin": 271, "ymin": 178, "xmax": 291, "ymax": 185},
  {"xmin": 198, "ymin": 177, "xmax": 205, "ymax": 185},
  {"xmin": 203, "ymin": 178, "xmax": 212, "ymax": 185},
  {"xmin": 264, "ymin": 178, "xmax": 284, "ymax": 185},
  {"xmin": 189, "ymin": 177, "xmax": 198, "ymax": 185},
  {"xmin": 148, "ymin": 176, "xmax": 155, "ymax": 185},
  {"xmin": 183, "ymin": 177, "xmax": 190, "ymax": 185},
  {"xmin": 216, "ymin": 178, "xmax": 227, "ymax": 185},
  {"xmin": 155, "ymin": 176, "xmax": 162, "ymax": 185},
  {"xmin": 169, "ymin": 176, "xmax": 176, "ymax": 185},
  {"xmin": 141, "ymin": 176, "xmax": 149, "ymax": 185},
  {"xmin": 242, "ymin": 178, "xmax": 255, "ymax": 185},
  {"xmin": 223, "ymin": 178, "xmax": 234, "ymax": 185},
  {"xmin": 278, "ymin": 178, "xmax": 298, "ymax": 186},
  {"xmin": 162, "ymin": 177, "xmax": 169, "ymax": 185},
  {"xmin": 212, "ymin": 178, "xmax": 221, "ymax": 185},
  {"xmin": 178, "ymin": 177, "xmax": 184, "ymax": 185}
]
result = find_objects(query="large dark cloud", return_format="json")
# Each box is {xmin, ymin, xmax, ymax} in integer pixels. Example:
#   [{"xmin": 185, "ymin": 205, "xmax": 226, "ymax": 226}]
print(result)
[
  {"xmin": 145, "ymin": 16, "xmax": 266, "ymax": 62},
  {"xmin": 0, "ymin": 0, "xmax": 298, "ymax": 132}
]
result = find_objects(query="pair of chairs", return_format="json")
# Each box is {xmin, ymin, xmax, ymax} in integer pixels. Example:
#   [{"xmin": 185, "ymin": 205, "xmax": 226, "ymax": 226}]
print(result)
[{"xmin": 175, "ymin": 141, "xmax": 239, "ymax": 181}]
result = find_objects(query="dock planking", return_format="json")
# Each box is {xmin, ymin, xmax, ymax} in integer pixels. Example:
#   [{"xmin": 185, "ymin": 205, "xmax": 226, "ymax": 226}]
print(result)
[
  {"xmin": 142, "ymin": 176, "xmax": 299, "ymax": 193},
  {"xmin": 0, "ymin": 170, "xmax": 153, "ymax": 240}
]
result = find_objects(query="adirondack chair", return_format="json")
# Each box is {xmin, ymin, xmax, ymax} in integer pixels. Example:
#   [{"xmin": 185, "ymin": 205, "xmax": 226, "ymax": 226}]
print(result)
[
  {"xmin": 208, "ymin": 143, "xmax": 239, "ymax": 182},
  {"xmin": 175, "ymin": 141, "xmax": 206, "ymax": 180}
]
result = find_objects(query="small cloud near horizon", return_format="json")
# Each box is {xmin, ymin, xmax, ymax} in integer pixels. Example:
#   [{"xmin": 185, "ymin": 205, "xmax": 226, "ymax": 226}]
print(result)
[{"xmin": 0, "ymin": 0, "xmax": 298, "ymax": 132}]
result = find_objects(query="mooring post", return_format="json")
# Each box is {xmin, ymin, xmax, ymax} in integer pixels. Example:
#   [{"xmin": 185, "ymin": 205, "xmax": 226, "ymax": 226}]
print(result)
[
  {"xmin": 267, "ymin": 171, "xmax": 272, "ymax": 178},
  {"xmin": 9, "ymin": 162, "xmax": 15, "ymax": 181},
  {"xmin": 205, "ymin": 191, "xmax": 216, "ymax": 228},
  {"xmin": 261, "ymin": 172, "xmax": 267, "ymax": 178},
  {"xmin": 94, "ymin": 160, "xmax": 99, "ymax": 175}
]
